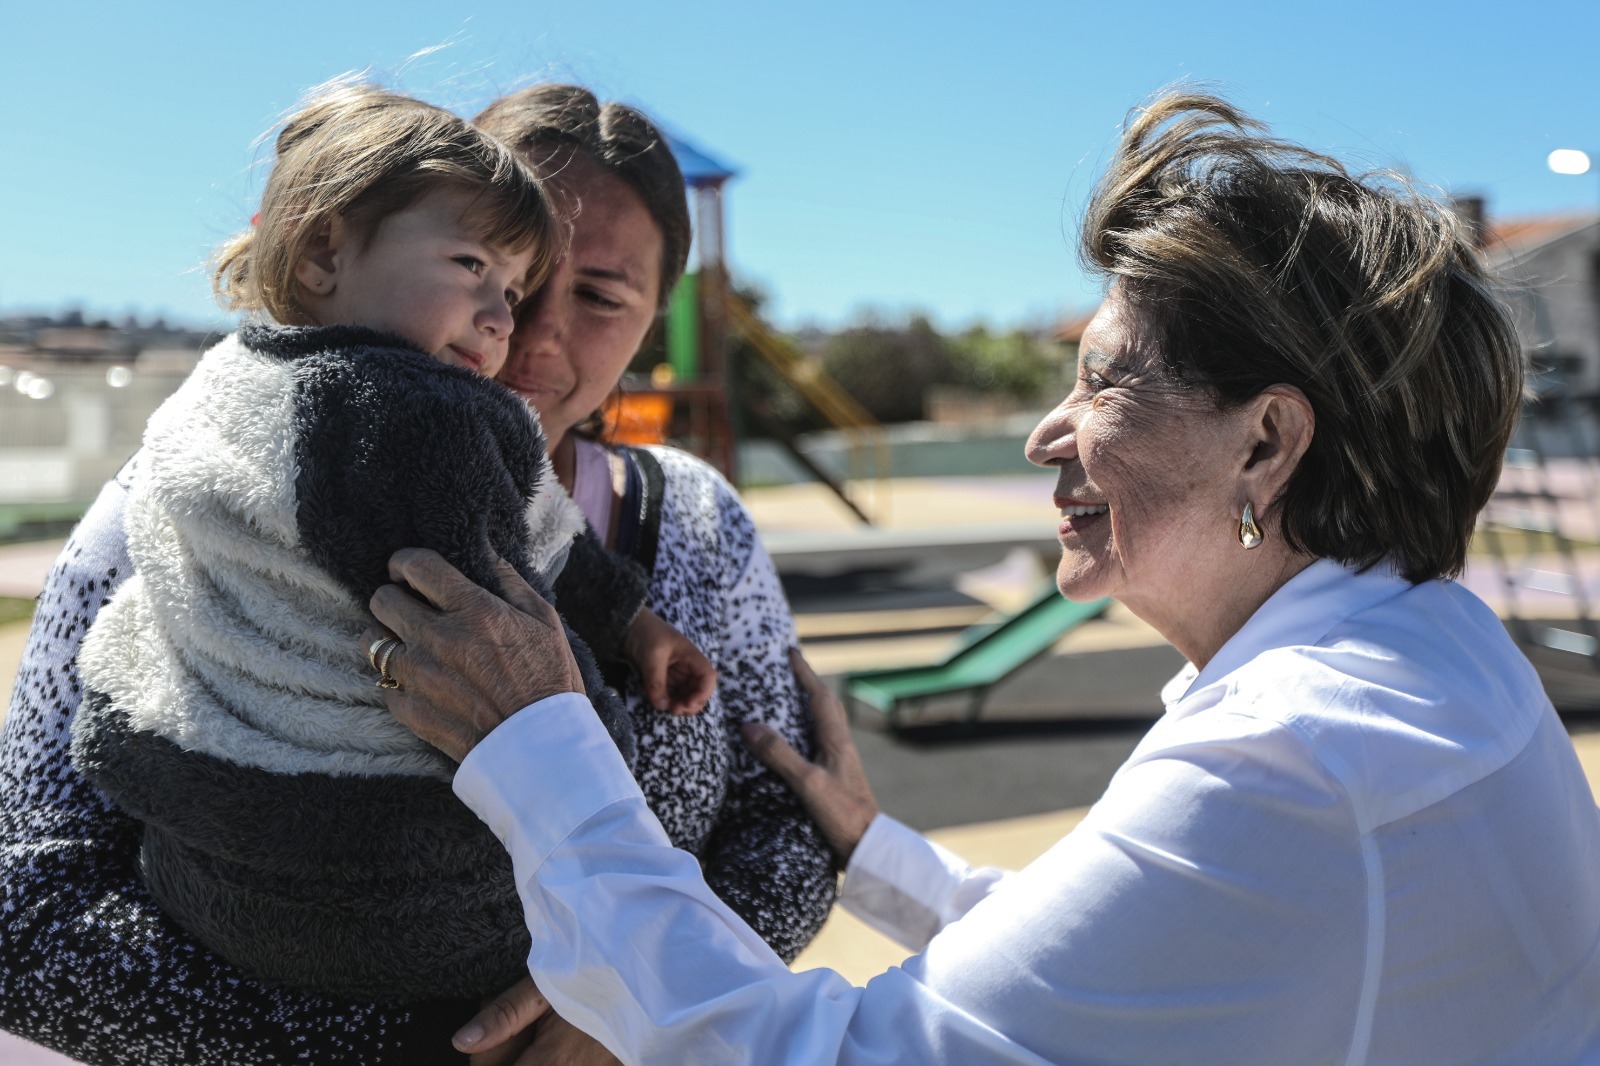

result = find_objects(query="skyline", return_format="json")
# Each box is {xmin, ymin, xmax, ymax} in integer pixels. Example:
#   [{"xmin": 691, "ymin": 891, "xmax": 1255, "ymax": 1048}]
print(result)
[{"xmin": 2, "ymin": 0, "xmax": 1595, "ymax": 332}]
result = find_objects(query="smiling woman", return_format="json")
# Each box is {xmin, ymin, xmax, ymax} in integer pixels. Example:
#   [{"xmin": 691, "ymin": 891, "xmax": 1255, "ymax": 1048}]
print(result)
[
  {"xmin": 460, "ymin": 84, "xmax": 839, "ymax": 1060},
  {"xmin": 1027, "ymin": 286, "xmax": 1315, "ymax": 665},
  {"xmin": 373, "ymin": 89, "xmax": 1600, "ymax": 1065}
]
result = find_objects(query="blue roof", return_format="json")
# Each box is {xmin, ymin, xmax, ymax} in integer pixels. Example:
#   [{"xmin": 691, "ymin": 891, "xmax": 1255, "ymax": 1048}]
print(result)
[{"xmin": 664, "ymin": 132, "xmax": 737, "ymax": 188}]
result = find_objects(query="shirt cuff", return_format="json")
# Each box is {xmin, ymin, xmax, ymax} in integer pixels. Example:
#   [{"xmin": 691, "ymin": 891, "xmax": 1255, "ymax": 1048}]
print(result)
[
  {"xmin": 454, "ymin": 692, "xmax": 644, "ymax": 871},
  {"xmin": 838, "ymin": 813, "xmax": 974, "ymax": 951}
]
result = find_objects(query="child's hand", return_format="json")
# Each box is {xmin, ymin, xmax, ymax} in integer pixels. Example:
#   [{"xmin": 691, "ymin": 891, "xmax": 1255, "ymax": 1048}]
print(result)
[{"xmin": 623, "ymin": 608, "xmax": 716, "ymax": 715}]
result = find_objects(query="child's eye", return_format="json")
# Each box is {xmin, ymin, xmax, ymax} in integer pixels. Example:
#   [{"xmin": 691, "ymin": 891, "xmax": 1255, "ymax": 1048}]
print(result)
[
  {"xmin": 505, "ymin": 287, "xmax": 524, "ymax": 307},
  {"xmin": 453, "ymin": 255, "xmax": 486, "ymax": 276}
]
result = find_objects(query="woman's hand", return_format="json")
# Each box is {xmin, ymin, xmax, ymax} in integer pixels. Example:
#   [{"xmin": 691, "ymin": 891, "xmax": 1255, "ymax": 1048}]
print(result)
[
  {"xmin": 364, "ymin": 548, "xmax": 585, "ymax": 763},
  {"xmin": 741, "ymin": 649, "xmax": 880, "ymax": 864},
  {"xmin": 458, "ymin": 977, "xmax": 618, "ymax": 1065}
]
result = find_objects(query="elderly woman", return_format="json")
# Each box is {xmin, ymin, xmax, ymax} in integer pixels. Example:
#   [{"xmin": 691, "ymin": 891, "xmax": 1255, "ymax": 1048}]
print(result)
[
  {"xmin": 374, "ymin": 91, "xmax": 1600, "ymax": 1064},
  {"xmin": 0, "ymin": 85, "xmax": 833, "ymax": 1063}
]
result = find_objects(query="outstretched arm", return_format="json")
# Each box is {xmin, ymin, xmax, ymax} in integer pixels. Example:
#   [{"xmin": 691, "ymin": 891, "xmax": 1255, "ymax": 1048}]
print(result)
[{"xmin": 377, "ymin": 549, "xmax": 1369, "ymax": 1066}]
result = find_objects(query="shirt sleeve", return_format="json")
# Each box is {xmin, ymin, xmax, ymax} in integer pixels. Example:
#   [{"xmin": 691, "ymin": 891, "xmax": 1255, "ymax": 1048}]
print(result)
[
  {"xmin": 457, "ymin": 696, "xmax": 1373, "ymax": 1066},
  {"xmin": 0, "ymin": 471, "xmax": 472, "ymax": 1064},
  {"xmin": 838, "ymin": 813, "xmax": 1011, "ymax": 952}
]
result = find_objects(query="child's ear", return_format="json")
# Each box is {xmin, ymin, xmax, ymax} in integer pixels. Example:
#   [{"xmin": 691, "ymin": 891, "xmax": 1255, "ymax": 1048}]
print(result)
[{"xmin": 293, "ymin": 217, "xmax": 347, "ymax": 297}]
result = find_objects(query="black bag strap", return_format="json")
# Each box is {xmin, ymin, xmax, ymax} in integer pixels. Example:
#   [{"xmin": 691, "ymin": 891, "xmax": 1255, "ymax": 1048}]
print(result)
[{"xmin": 614, "ymin": 445, "xmax": 666, "ymax": 574}]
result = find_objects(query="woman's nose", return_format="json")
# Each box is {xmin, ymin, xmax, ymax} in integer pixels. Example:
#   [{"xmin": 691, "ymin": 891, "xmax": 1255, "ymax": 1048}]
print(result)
[
  {"xmin": 1025, "ymin": 400, "xmax": 1078, "ymax": 468},
  {"xmin": 508, "ymin": 289, "xmax": 564, "ymax": 360}
]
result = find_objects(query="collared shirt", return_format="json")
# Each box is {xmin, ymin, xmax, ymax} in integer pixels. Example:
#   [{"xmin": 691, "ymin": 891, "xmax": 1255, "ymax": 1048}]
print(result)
[{"xmin": 456, "ymin": 560, "xmax": 1600, "ymax": 1065}]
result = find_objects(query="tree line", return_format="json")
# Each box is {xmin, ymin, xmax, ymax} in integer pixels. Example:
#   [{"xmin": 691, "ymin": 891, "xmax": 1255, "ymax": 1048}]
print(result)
[{"xmin": 633, "ymin": 288, "xmax": 1069, "ymax": 432}]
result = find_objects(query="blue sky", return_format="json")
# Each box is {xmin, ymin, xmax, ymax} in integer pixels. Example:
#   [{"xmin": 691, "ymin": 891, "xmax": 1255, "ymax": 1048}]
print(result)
[{"xmin": 1, "ymin": 0, "xmax": 1594, "ymax": 331}]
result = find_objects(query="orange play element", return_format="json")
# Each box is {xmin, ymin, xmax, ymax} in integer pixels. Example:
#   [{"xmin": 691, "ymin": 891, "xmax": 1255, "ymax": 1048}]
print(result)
[{"xmin": 603, "ymin": 392, "xmax": 674, "ymax": 445}]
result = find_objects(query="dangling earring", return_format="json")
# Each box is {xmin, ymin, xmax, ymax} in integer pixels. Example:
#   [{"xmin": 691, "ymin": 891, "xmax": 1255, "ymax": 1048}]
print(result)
[{"xmin": 1238, "ymin": 502, "xmax": 1263, "ymax": 550}]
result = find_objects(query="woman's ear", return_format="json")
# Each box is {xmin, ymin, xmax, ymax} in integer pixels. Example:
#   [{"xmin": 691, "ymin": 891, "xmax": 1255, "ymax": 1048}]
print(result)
[
  {"xmin": 1240, "ymin": 384, "xmax": 1315, "ymax": 509},
  {"xmin": 292, "ymin": 217, "xmax": 347, "ymax": 298}
]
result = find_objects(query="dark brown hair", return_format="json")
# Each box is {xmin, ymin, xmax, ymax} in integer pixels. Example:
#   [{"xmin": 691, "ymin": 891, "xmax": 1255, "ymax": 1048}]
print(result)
[
  {"xmin": 1083, "ymin": 89, "xmax": 1522, "ymax": 582},
  {"xmin": 474, "ymin": 84, "xmax": 691, "ymax": 311},
  {"xmin": 215, "ymin": 81, "xmax": 557, "ymax": 325}
]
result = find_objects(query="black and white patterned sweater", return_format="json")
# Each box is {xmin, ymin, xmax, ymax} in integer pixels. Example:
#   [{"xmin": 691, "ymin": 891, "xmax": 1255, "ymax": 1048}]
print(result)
[{"xmin": 0, "ymin": 439, "xmax": 837, "ymax": 1062}]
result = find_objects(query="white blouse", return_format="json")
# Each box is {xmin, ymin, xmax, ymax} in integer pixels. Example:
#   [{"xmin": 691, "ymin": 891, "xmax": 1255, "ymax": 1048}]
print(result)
[{"xmin": 456, "ymin": 559, "xmax": 1600, "ymax": 1065}]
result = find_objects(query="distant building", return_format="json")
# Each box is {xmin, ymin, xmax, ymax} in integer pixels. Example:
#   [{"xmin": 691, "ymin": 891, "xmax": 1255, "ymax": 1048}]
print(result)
[
  {"xmin": 0, "ymin": 310, "xmax": 217, "ymax": 504},
  {"xmin": 1051, "ymin": 309, "xmax": 1095, "ymax": 369},
  {"xmin": 31, "ymin": 326, "xmax": 137, "ymax": 360},
  {"xmin": 1482, "ymin": 214, "xmax": 1600, "ymax": 396}
]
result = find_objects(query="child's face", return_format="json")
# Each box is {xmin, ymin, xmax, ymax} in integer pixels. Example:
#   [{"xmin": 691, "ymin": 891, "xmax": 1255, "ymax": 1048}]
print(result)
[{"xmin": 298, "ymin": 187, "xmax": 535, "ymax": 378}]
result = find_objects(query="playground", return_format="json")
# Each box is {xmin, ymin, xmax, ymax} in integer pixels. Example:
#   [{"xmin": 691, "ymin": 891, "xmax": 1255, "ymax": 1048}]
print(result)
[{"xmin": 8, "ymin": 109, "xmax": 1600, "ymax": 1065}]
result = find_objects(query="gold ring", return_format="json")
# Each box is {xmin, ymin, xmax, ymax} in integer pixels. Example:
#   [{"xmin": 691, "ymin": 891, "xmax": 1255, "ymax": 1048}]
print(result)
[
  {"xmin": 373, "ymin": 638, "xmax": 404, "ymax": 691},
  {"xmin": 367, "ymin": 636, "xmax": 395, "ymax": 672}
]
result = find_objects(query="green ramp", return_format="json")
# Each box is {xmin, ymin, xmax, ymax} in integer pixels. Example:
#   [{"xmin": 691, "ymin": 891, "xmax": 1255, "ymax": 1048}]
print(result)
[{"xmin": 843, "ymin": 586, "xmax": 1111, "ymax": 731}]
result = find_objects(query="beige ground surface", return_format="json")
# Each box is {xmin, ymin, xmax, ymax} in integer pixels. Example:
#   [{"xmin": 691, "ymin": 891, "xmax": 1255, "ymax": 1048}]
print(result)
[
  {"xmin": 0, "ymin": 622, "xmax": 27, "ymax": 714},
  {"xmin": 741, "ymin": 475, "xmax": 1056, "ymax": 534},
  {"xmin": 799, "ymin": 599, "xmax": 1165, "ymax": 676},
  {"xmin": 790, "ymin": 806, "xmax": 1092, "ymax": 981},
  {"xmin": 0, "ymin": 539, "xmax": 64, "ymax": 600}
]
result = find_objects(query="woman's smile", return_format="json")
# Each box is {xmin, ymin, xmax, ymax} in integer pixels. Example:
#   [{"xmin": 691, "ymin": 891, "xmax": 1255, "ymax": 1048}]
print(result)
[
  {"xmin": 501, "ymin": 374, "xmax": 566, "ymax": 403},
  {"xmin": 1056, "ymin": 498, "xmax": 1110, "ymax": 536}
]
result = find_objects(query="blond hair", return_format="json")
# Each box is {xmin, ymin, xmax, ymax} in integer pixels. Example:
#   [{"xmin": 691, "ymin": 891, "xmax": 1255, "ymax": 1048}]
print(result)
[
  {"xmin": 214, "ymin": 82, "xmax": 557, "ymax": 325},
  {"xmin": 1083, "ymin": 89, "xmax": 1522, "ymax": 583}
]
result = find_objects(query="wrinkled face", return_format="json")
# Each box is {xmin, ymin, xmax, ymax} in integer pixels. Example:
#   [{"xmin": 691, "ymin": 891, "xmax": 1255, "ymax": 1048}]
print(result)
[
  {"xmin": 498, "ymin": 153, "xmax": 663, "ymax": 449},
  {"xmin": 1025, "ymin": 286, "xmax": 1251, "ymax": 615},
  {"xmin": 306, "ymin": 186, "xmax": 534, "ymax": 378}
]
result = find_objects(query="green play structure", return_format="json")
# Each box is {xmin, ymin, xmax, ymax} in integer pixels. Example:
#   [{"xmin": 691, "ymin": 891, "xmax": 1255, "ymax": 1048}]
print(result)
[
  {"xmin": 843, "ymin": 586, "xmax": 1112, "ymax": 731},
  {"xmin": 652, "ymin": 132, "xmax": 887, "ymax": 520}
]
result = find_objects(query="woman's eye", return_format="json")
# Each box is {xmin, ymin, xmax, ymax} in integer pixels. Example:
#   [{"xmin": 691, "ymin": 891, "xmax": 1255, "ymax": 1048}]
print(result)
[
  {"xmin": 578, "ymin": 286, "xmax": 624, "ymax": 311},
  {"xmin": 453, "ymin": 255, "xmax": 486, "ymax": 276},
  {"xmin": 1080, "ymin": 371, "xmax": 1112, "ymax": 393}
]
